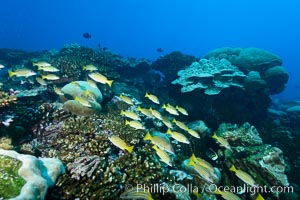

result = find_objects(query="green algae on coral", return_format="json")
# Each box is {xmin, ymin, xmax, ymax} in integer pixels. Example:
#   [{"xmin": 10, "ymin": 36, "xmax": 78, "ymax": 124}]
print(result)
[{"xmin": 0, "ymin": 155, "xmax": 26, "ymax": 199}]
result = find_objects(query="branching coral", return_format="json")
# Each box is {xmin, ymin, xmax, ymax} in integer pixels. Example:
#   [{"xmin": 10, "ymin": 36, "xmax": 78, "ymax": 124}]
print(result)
[
  {"xmin": 67, "ymin": 155, "xmax": 101, "ymax": 181},
  {"xmin": 0, "ymin": 90, "xmax": 17, "ymax": 108}
]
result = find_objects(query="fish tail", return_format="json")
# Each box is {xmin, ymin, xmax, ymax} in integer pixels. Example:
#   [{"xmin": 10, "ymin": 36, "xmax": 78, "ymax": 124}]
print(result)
[
  {"xmin": 41, "ymin": 75, "xmax": 46, "ymax": 79},
  {"xmin": 188, "ymin": 159, "xmax": 195, "ymax": 166},
  {"xmin": 125, "ymin": 120, "xmax": 129, "ymax": 125},
  {"xmin": 120, "ymin": 110, "xmax": 124, "ymax": 115},
  {"xmin": 143, "ymin": 132, "xmax": 152, "ymax": 141},
  {"xmin": 166, "ymin": 129, "xmax": 172, "ymax": 134},
  {"xmin": 151, "ymin": 145, "xmax": 157, "ymax": 151},
  {"xmin": 229, "ymin": 165, "xmax": 237, "ymax": 172},
  {"xmin": 256, "ymin": 194, "xmax": 265, "ymax": 200},
  {"xmin": 37, "ymin": 66, "xmax": 43, "ymax": 70},
  {"xmin": 106, "ymin": 79, "xmax": 113, "ymax": 87},
  {"xmin": 83, "ymin": 66, "xmax": 86, "ymax": 70},
  {"xmin": 212, "ymin": 133, "xmax": 218, "ymax": 139},
  {"xmin": 175, "ymin": 105, "xmax": 179, "ymax": 110},
  {"xmin": 172, "ymin": 118, "xmax": 176, "ymax": 123},
  {"xmin": 32, "ymin": 62, "xmax": 37, "ymax": 66},
  {"xmin": 145, "ymin": 92, "xmax": 149, "ymax": 97},
  {"xmin": 137, "ymin": 106, "xmax": 141, "ymax": 111},
  {"xmin": 162, "ymin": 104, "xmax": 167, "ymax": 109},
  {"xmin": 126, "ymin": 145, "xmax": 134, "ymax": 154},
  {"xmin": 214, "ymin": 189, "xmax": 222, "ymax": 195},
  {"xmin": 8, "ymin": 70, "xmax": 14, "ymax": 77},
  {"xmin": 191, "ymin": 153, "xmax": 197, "ymax": 161}
]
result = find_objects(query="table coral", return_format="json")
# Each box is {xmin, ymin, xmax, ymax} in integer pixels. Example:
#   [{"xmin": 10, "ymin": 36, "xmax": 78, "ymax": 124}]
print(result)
[{"xmin": 172, "ymin": 57, "xmax": 245, "ymax": 95}]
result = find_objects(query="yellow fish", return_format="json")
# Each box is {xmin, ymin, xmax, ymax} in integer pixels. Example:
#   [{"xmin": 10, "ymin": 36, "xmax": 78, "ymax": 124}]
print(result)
[
  {"xmin": 144, "ymin": 132, "xmax": 174, "ymax": 154},
  {"xmin": 145, "ymin": 92, "xmax": 159, "ymax": 104},
  {"xmin": 125, "ymin": 120, "xmax": 145, "ymax": 130},
  {"xmin": 88, "ymin": 72, "xmax": 113, "ymax": 87},
  {"xmin": 172, "ymin": 119, "xmax": 189, "ymax": 131},
  {"xmin": 149, "ymin": 108, "xmax": 162, "ymax": 120},
  {"xmin": 82, "ymin": 90, "xmax": 96, "ymax": 101},
  {"xmin": 212, "ymin": 133, "xmax": 231, "ymax": 151},
  {"xmin": 161, "ymin": 116, "xmax": 173, "ymax": 129},
  {"xmin": 190, "ymin": 154, "xmax": 214, "ymax": 173},
  {"xmin": 36, "ymin": 77, "xmax": 47, "ymax": 86},
  {"xmin": 119, "ymin": 94, "xmax": 134, "ymax": 105},
  {"xmin": 83, "ymin": 64, "xmax": 98, "ymax": 71},
  {"xmin": 75, "ymin": 96, "xmax": 91, "ymax": 107},
  {"xmin": 176, "ymin": 105, "xmax": 188, "ymax": 115},
  {"xmin": 152, "ymin": 145, "xmax": 172, "ymax": 167},
  {"xmin": 137, "ymin": 106, "xmax": 153, "ymax": 118},
  {"xmin": 109, "ymin": 135, "xmax": 134, "ymax": 153},
  {"xmin": 8, "ymin": 68, "xmax": 36, "ymax": 77},
  {"xmin": 214, "ymin": 190, "xmax": 241, "ymax": 200},
  {"xmin": 32, "ymin": 61, "xmax": 51, "ymax": 67},
  {"xmin": 41, "ymin": 74, "xmax": 60, "ymax": 80},
  {"xmin": 53, "ymin": 86, "xmax": 64, "ymax": 95},
  {"xmin": 120, "ymin": 187, "xmax": 154, "ymax": 200},
  {"xmin": 188, "ymin": 159, "xmax": 213, "ymax": 183},
  {"xmin": 230, "ymin": 165, "xmax": 256, "ymax": 187},
  {"xmin": 162, "ymin": 104, "xmax": 179, "ymax": 116},
  {"xmin": 120, "ymin": 110, "xmax": 141, "ymax": 121},
  {"xmin": 187, "ymin": 128, "xmax": 200, "ymax": 138},
  {"xmin": 38, "ymin": 66, "xmax": 59, "ymax": 72},
  {"xmin": 86, "ymin": 79, "xmax": 97, "ymax": 88},
  {"xmin": 166, "ymin": 129, "xmax": 190, "ymax": 144}
]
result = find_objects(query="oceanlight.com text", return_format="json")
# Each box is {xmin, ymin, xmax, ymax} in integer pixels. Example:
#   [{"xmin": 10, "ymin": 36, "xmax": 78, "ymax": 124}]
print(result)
[{"xmin": 127, "ymin": 183, "xmax": 294, "ymax": 196}]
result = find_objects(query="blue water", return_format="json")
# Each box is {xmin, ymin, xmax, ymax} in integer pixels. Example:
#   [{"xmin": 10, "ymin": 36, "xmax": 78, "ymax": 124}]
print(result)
[{"xmin": 1, "ymin": 0, "xmax": 299, "ymax": 99}]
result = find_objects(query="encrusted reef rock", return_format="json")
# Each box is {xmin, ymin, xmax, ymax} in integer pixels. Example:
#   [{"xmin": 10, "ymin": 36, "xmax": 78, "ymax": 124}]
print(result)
[
  {"xmin": 216, "ymin": 122, "xmax": 290, "ymax": 199},
  {"xmin": 0, "ymin": 149, "xmax": 65, "ymax": 200}
]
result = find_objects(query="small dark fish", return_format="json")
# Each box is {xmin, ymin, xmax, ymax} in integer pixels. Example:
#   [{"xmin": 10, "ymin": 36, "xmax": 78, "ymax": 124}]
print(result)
[
  {"xmin": 83, "ymin": 32, "xmax": 92, "ymax": 39},
  {"xmin": 98, "ymin": 43, "xmax": 101, "ymax": 48},
  {"xmin": 295, "ymin": 85, "xmax": 299, "ymax": 89},
  {"xmin": 156, "ymin": 48, "xmax": 163, "ymax": 53},
  {"xmin": 103, "ymin": 47, "xmax": 107, "ymax": 51}
]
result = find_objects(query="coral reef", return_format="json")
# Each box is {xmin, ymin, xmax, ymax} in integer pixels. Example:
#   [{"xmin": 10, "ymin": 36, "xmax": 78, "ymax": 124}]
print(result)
[
  {"xmin": 170, "ymin": 48, "xmax": 288, "ymax": 127},
  {"xmin": 216, "ymin": 122, "xmax": 263, "ymax": 146},
  {"xmin": 0, "ymin": 46, "xmax": 297, "ymax": 200},
  {"xmin": 60, "ymin": 81, "xmax": 103, "ymax": 116},
  {"xmin": 0, "ymin": 155, "xmax": 26, "ymax": 199},
  {"xmin": 258, "ymin": 147, "xmax": 289, "ymax": 186},
  {"xmin": 216, "ymin": 122, "xmax": 290, "ymax": 199},
  {"xmin": 172, "ymin": 57, "xmax": 246, "ymax": 95},
  {"xmin": 67, "ymin": 155, "xmax": 101, "ymax": 181},
  {"xmin": 0, "ymin": 149, "xmax": 64, "ymax": 200},
  {"xmin": 0, "ymin": 136, "xmax": 14, "ymax": 150},
  {"xmin": 204, "ymin": 47, "xmax": 288, "ymax": 95},
  {"xmin": 0, "ymin": 90, "xmax": 17, "ymax": 108}
]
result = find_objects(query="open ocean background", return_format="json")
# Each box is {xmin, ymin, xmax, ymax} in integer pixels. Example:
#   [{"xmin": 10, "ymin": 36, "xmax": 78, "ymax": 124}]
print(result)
[{"xmin": 0, "ymin": 0, "xmax": 299, "ymax": 100}]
